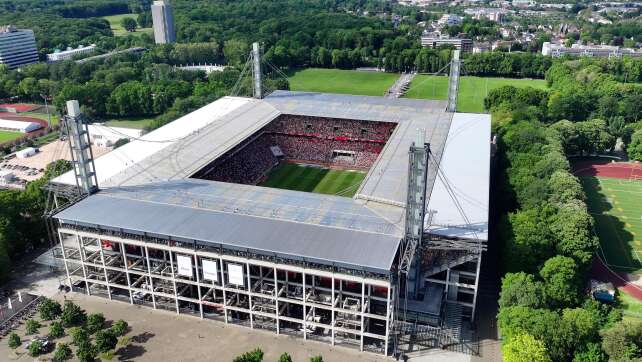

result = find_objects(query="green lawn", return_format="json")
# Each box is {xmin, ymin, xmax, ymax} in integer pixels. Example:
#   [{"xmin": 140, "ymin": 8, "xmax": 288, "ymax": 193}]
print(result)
[
  {"xmin": 288, "ymin": 68, "xmax": 399, "ymax": 96},
  {"xmin": 102, "ymin": 13, "xmax": 153, "ymax": 37},
  {"xmin": 103, "ymin": 117, "xmax": 154, "ymax": 129},
  {"xmin": 260, "ymin": 162, "xmax": 366, "ymax": 197},
  {"xmin": 0, "ymin": 130, "xmax": 21, "ymax": 143},
  {"xmin": 581, "ymin": 176, "xmax": 642, "ymax": 273},
  {"xmin": 20, "ymin": 111, "xmax": 60, "ymax": 126},
  {"xmin": 619, "ymin": 292, "xmax": 642, "ymax": 321},
  {"xmin": 405, "ymin": 75, "xmax": 548, "ymax": 113}
]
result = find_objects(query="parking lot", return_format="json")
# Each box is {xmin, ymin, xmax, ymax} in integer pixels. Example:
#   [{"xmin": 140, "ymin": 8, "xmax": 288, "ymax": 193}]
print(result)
[{"xmin": 0, "ymin": 140, "xmax": 110, "ymax": 185}]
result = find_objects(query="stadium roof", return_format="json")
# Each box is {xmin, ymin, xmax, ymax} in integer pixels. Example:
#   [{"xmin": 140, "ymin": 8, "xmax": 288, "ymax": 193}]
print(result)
[
  {"xmin": 52, "ymin": 91, "xmax": 491, "ymax": 273},
  {"xmin": 55, "ymin": 179, "xmax": 401, "ymax": 274}
]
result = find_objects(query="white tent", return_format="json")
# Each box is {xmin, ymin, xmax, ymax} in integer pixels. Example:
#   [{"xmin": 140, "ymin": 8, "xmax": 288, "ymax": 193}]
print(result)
[{"xmin": 0, "ymin": 119, "xmax": 41, "ymax": 133}]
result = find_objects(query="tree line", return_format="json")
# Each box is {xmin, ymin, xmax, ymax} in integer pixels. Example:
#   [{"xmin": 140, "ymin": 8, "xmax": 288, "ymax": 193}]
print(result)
[{"xmin": 488, "ymin": 58, "xmax": 642, "ymax": 361}]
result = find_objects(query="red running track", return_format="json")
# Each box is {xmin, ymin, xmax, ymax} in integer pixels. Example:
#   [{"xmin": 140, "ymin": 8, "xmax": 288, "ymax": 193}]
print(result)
[
  {"xmin": 592, "ymin": 257, "xmax": 642, "ymax": 300},
  {"xmin": 573, "ymin": 158, "xmax": 642, "ymax": 301},
  {"xmin": 573, "ymin": 159, "xmax": 642, "ymax": 179},
  {"xmin": 0, "ymin": 103, "xmax": 42, "ymax": 112}
]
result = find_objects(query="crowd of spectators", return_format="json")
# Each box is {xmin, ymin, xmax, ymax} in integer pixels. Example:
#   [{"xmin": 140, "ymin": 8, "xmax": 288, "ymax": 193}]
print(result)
[
  {"xmin": 266, "ymin": 115, "xmax": 396, "ymax": 142},
  {"xmin": 194, "ymin": 115, "xmax": 394, "ymax": 184}
]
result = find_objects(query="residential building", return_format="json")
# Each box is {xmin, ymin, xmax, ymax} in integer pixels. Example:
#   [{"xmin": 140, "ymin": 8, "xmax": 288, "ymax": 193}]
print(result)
[
  {"xmin": 421, "ymin": 36, "xmax": 473, "ymax": 52},
  {"xmin": 151, "ymin": 0, "xmax": 176, "ymax": 44},
  {"xmin": 47, "ymin": 44, "xmax": 96, "ymax": 63},
  {"xmin": 0, "ymin": 25, "xmax": 38, "ymax": 69},
  {"xmin": 437, "ymin": 14, "xmax": 463, "ymax": 26}
]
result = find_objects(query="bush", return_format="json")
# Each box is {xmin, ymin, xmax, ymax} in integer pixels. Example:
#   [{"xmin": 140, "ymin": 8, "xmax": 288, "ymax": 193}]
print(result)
[
  {"xmin": 95, "ymin": 329, "xmax": 118, "ymax": 353},
  {"xmin": 233, "ymin": 348, "xmax": 264, "ymax": 362},
  {"xmin": 49, "ymin": 321, "xmax": 65, "ymax": 338},
  {"xmin": 39, "ymin": 298, "xmax": 63, "ymax": 320},
  {"xmin": 60, "ymin": 300, "xmax": 86, "ymax": 327},
  {"xmin": 278, "ymin": 353, "xmax": 293, "ymax": 362},
  {"xmin": 53, "ymin": 342, "xmax": 72, "ymax": 361},
  {"xmin": 7, "ymin": 333, "xmax": 20, "ymax": 349},
  {"xmin": 310, "ymin": 356, "xmax": 324, "ymax": 362},
  {"xmin": 111, "ymin": 319, "xmax": 128, "ymax": 336},
  {"xmin": 70, "ymin": 327, "xmax": 90, "ymax": 346},
  {"xmin": 25, "ymin": 319, "xmax": 42, "ymax": 335},
  {"xmin": 28, "ymin": 339, "xmax": 44, "ymax": 357},
  {"xmin": 76, "ymin": 340, "xmax": 98, "ymax": 362},
  {"xmin": 86, "ymin": 313, "xmax": 105, "ymax": 334}
]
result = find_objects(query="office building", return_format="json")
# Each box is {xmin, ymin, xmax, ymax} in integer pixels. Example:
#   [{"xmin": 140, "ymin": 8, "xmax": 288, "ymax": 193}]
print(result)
[{"xmin": 0, "ymin": 25, "xmax": 38, "ymax": 69}]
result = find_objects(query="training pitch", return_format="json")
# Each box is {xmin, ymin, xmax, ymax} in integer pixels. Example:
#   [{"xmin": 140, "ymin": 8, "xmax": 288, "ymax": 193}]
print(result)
[
  {"xmin": 260, "ymin": 162, "xmax": 366, "ymax": 197},
  {"xmin": 405, "ymin": 75, "xmax": 548, "ymax": 113},
  {"xmin": 582, "ymin": 176, "xmax": 642, "ymax": 274},
  {"xmin": 288, "ymin": 68, "xmax": 399, "ymax": 96}
]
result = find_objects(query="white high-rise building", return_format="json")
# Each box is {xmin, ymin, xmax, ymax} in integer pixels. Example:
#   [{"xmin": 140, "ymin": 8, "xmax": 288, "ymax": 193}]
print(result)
[
  {"xmin": 0, "ymin": 25, "xmax": 39, "ymax": 69},
  {"xmin": 151, "ymin": 0, "xmax": 176, "ymax": 44}
]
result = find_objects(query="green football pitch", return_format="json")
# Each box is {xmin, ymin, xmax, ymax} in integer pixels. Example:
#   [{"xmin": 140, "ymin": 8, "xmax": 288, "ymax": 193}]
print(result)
[
  {"xmin": 288, "ymin": 68, "xmax": 400, "ymax": 96},
  {"xmin": 404, "ymin": 75, "xmax": 548, "ymax": 113},
  {"xmin": 260, "ymin": 163, "xmax": 366, "ymax": 197},
  {"xmin": 581, "ymin": 176, "xmax": 642, "ymax": 274}
]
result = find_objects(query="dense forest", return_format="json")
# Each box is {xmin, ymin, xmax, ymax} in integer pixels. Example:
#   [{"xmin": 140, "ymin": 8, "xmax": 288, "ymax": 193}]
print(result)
[{"xmin": 488, "ymin": 58, "xmax": 642, "ymax": 361}]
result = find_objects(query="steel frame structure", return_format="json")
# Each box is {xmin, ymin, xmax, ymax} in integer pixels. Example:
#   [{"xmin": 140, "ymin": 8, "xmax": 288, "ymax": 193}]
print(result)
[{"xmin": 55, "ymin": 226, "xmax": 395, "ymax": 355}]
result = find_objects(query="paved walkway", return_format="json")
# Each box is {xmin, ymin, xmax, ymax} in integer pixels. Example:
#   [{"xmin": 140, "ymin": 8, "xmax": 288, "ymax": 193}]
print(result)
[{"xmin": 385, "ymin": 73, "xmax": 416, "ymax": 98}]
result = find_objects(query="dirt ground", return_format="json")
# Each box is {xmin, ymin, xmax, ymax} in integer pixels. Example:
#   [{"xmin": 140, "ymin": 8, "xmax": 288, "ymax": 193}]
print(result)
[{"xmin": 1, "ymin": 140, "xmax": 110, "ymax": 182}]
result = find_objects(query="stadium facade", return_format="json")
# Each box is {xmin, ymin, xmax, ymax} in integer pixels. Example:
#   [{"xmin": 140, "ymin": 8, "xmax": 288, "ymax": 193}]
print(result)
[{"xmin": 48, "ymin": 86, "xmax": 490, "ymax": 355}]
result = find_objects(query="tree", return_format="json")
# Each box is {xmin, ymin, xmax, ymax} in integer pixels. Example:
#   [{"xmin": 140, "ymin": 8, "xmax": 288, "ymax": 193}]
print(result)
[
  {"xmin": 61, "ymin": 300, "xmax": 86, "ymax": 327},
  {"xmin": 572, "ymin": 343, "xmax": 606, "ymax": 362},
  {"xmin": 628, "ymin": 129, "xmax": 642, "ymax": 161},
  {"xmin": 539, "ymin": 256, "xmax": 581, "ymax": 308},
  {"xmin": 499, "ymin": 272, "xmax": 546, "ymax": 309},
  {"xmin": 49, "ymin": 321, "xmax": 64, "ymax": 338},
  {"xmin": 233, "ymin": 348, "xmax": 264, "ymax": 362},
  {"xmin": 25, "ymin": 319, "xmax": 41, "ymax": 335},
  {"xmin": 120, "ymin": 17, "xmax": 137, "ymax": 32},
  {"xmin": 28, "ymin": 339, "xmax": 44, "ymax": 357},
  {"xmin": 502, "ymin": 334, "xmax": 551, "ymax": 362},
  {"xmin": 224, "ymin": 39, "xmax": 249, "ymax": 66},
  {"xmin": 278, "ymin": 352, "xmax": 293, "ymax": 362},
  {"xmin": 600, "ymin": 320, "xmax": 642, "ymax": 361},
  {"xmin": 39, "ymin": 298, "xmax": 62, "ymax": 320},
  {"xmin": 111, "ymin": 319, "xmax": 128, "ymax": 336},
  {"xmin": 54, "ymin": 342, "xmax": 72, "ymax": 361},
  {"xmin": 86, "ymin": 313, "xmax": 105, "ymax": 334},
  {"xmin": 95, "ymin": 330, "xmax": 117, "ymax": 353},
  {"xmin": 7, "ymin": 333, "xmax": 20, "ymax": 349}
]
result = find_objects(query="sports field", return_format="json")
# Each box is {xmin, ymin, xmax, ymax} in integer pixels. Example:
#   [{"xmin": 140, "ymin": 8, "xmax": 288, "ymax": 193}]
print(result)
[
  {"xmin": 288, "ymin": 68, "xmax": 399, "ymax": 96},
  {"xmin": 0, "ymin": 130, "xmax": 21, "ymax": 143},
  {"xmin": 581, "ymin": 176, "xmax": 642, "ymax": 273},
  {"xmin": 102, "ymin": 13, "xmax": 153, "ymax": 37},
  {"xmin": 404, "ymin": 75, "xmax": 548, "ymax": 113},
  {"xmin": 260, "ymin": 163, "xmax": 366, "ymax": 197},
  {"xmin": 104, "ymin": 116, "xmax": 155, "ymax": 129}
]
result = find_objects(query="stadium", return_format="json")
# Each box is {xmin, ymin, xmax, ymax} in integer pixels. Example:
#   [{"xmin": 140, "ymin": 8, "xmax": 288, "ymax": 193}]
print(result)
[{"xmin": 46, "ymin": 49, "xmax": 490, "ymax": 356}]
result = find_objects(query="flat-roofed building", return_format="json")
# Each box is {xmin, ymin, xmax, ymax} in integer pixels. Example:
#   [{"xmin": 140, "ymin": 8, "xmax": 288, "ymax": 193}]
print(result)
[
  {"xmin": 542, "ymin": 42, "xmax": 642, "ymax": 58},
  {"xmin": 151, "ymin": 0, "xmax": 176, "ymax": 44},
  {"xmin": 0, "ymin": 25, "xmax": 38, "ymax": 69},
  {"xmin": 47, "ymin": 44, "xmax": 96, "ymax": 63},
  {"xmin": 421, "ymin": 36, "xmax": 473, "ymax": 52}
]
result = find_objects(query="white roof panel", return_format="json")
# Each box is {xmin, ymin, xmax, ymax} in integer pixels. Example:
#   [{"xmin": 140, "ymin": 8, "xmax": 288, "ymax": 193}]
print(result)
[
  {"xmin": 52, "ymin": 96, "xmax": 251, "ymax": 186},
  {"xmin": 425, "ymin": 113, "xmax": 491, "ymax": 241}
]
